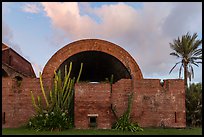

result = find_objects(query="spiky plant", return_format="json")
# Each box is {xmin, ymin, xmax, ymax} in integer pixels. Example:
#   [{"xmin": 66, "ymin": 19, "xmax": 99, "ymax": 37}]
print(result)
[
  {"xmin": 29, "ymin": 62, "xmax": 83, "ymax": 131},
  {"xmin": 112, "ymin": 92, "xmax": 143, "ymax": 132}
]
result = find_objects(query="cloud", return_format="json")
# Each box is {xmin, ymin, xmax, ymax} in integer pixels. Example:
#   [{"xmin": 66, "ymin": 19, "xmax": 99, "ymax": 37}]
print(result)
[
  {"xmin": 2, "ymin": 21, "xmax": 13, "ymax": 41},
  {"xmin": 41, "ymin": 2, "xmax": 97, "ymax": 40},
  {"xmin": 31, "ymin": 62, "xmax": 43, "ymax": 77},
  {"xmin": 162, "ymin": 2, "xmax": 202, "ymax": 38},
  {"xmin": 2, "ymin": 21, "xmax": 42, "ymax": 77},
  {"xmin": 22, "ymin": 3, "xmax": 41, "ymax": 13},
  {"xmin": 2, "ymin": 21, "xmax": 23, "ymax": 55},
  {"xmin": 34, "ymin": 2, "xmax": 203, "ymax": 81}
]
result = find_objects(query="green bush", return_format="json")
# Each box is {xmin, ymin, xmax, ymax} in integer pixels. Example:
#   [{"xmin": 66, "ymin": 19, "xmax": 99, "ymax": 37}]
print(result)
[
  {"xmin": 186, "ymin": 83, "xmax": 202, "ymax": 127},
  {"xmin": 27, "ymin": 109, "xmax": 73, "ymax": 131}
]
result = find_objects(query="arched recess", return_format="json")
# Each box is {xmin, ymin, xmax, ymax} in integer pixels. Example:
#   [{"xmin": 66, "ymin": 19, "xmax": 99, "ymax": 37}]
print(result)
[
  {"xmin": 42, "ymin": 39, "xmax": 143, "ymax": 82},
  {"xmin": 57, "ymin": 51, "xmax": 131, "ymax": 83}
]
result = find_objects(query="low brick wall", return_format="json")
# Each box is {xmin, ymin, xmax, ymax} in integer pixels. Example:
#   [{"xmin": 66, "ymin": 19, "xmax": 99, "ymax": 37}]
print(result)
[
  {"xmin": 132, "ymin": 79, "xmax": 186, "ymax": 128},
  {"xmin": 74, "ymin": 82, "xmax": 112, "ymax": 129},
  {"xmin": 2, "ymin": 77, "xmax": 42, "ymax": 128},
  {"xmin": 2, "ymin": 78, "xmax": 185, "ymax": 128}
]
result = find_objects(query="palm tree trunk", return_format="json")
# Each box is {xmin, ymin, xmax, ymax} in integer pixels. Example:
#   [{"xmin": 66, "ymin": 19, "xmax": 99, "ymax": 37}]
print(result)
[{"xmin": 184, "ymin": 62, "xmax": 188, "ymax": 91}]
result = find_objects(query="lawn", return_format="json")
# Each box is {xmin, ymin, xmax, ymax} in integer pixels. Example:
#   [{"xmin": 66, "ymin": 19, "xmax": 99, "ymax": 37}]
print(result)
[{"xmin": 2, "ymin": 127, "xmax": 202, "ymax": 135}]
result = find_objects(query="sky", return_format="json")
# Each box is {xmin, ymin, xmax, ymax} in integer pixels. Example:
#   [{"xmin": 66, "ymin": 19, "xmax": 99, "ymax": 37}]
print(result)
[{"xmin": 2, "ymin": 2, "xmax": 202, "ymax": 84}]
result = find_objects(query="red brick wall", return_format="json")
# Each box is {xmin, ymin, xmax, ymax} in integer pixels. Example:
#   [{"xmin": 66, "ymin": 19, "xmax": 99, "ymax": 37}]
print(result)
[
  {"xmin": 74, "ymin": 79, "xmax": 185, "ymax": 129},
  {"xmin": 2, "ymin": 77, "xmax": 43, "ymax": 128},
  {"xmin": 2, "ymin": 77, "xmax": 185, "ymax": 128},
  {"xmin": 2, "ymin": 49, "xmax": 35, "ymax": 77},
  {"xmin": 74, "ymin": 82, "xmax": 112, "ymax": 129},
  {"xmin": 2, "ymin": 49, "xmax": 9, "ymax": 64},
  {"xmin": 111, "ymin": 79, "xmax": 132, "ymax": 124},
  {"xmin": 132, "ymin": 79, "xmax": 185, "ymax": 128}
]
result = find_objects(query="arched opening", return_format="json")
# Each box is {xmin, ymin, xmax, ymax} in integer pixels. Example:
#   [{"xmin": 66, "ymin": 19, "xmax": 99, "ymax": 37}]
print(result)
[
  {"xmin": 14, "ymin": 76, "xmax": 23, "ymax": 87},
  {"xmin": 57, "ymin": 51, "xmax": 131, "ymax": 83},
  {"xmin": 2, "ymin": 69, "xmax": 9, "ymax": 77}
]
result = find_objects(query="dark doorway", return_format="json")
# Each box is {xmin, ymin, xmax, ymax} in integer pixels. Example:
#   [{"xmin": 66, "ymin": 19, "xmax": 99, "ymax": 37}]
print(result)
[{"xmin": 89, "ymin": 116, "xmax": 97, "ymax": 128}]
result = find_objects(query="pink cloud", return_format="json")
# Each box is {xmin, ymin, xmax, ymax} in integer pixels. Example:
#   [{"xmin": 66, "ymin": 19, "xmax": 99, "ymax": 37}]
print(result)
[
  {"xmin": 38, "ymin": 2, "xmax": 202, "ymax": 80},
  {"xmin": 41, "ymin": 2, "xmax": 97, "ymax": 39}
]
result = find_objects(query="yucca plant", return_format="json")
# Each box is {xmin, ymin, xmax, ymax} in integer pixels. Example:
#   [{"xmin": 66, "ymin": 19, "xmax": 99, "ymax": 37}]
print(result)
[{"xmin": 29, "ymin": 62, "xmax": 83, "ymax": 131}]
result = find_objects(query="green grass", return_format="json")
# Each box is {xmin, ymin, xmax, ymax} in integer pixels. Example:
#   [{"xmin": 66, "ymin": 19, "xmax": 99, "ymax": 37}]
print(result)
[{"xmin": 2, "ymin": 127, "xmax": 202, "ymax": 135}]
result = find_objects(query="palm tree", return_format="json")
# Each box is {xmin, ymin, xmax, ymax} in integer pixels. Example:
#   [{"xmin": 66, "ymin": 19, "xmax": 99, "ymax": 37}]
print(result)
[{"xmin": 169, "ymin": 32, "xmax": 202, "ymax": 90}]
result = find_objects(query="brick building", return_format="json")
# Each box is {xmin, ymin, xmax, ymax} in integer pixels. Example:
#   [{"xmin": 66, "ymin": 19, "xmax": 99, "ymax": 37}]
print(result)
[
  {"xmin": 2, "ymin": 43, "xmax": 36, "ymax": 78},
  {"xmin": 2, "ymin": 39, "xmax": 186, "ymax": 129}
]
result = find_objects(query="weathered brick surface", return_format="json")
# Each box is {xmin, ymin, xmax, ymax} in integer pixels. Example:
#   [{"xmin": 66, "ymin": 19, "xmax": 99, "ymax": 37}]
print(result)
[
  {"xmin": 111, "ymin": 79, "xmax": 132, "ymax": 124},
  {"xmin": 74, "ymin": 82, "xmax": 112, "ymax": 129},
  {"xmin": 132, "ymin": 79, "xmax": 185, "ymax": 128},
  {"xmin": 2, "ymin": 76, "xmax": 185, "ymax": 129},
  {"xmin": 2, "ymin": 44, "xmax": 36, "ymax": 77},
  {"xmin": 74, "ymin": 79, "xmax": 185, "ymax": 129},
  {"xmin": 2, "ymin": 77, "xmax": 42, "ymax": 128}
]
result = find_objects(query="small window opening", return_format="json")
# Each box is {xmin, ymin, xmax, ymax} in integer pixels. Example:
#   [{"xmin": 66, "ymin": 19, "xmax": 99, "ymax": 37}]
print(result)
[
  {"xmin": 3, "ymin": 112, "xmax": 5, "ymax": 124},
  {"xmin": 15, "ymin": 76, "xmax": 23, "ymax": 87},
  {"xmin": 175, "ymin": 112, "xmax": 177, "ymax": 123},
  {"xmin": 89, "ymin": 116, "xmax": 97, "ymax": 128}
]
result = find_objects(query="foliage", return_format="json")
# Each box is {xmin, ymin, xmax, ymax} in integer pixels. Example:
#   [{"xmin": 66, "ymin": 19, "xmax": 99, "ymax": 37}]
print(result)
[
  {"xmin": 27, "ymin": 109, "xmax": 72, "ymax": 131},
  {"xmin": 169, "ymin": 32, "xmax": 202, "ymax": 89},
  {"xmin": 28, "ymin": 62, "xmax": 83, "ymax": 131},
  {"xmin": 112, "ymin": 92, "xmax": 143, "ymax": 132},
  {"xmin": 186, "ymin": 83, "xmax": 202, "ymax": 127}
]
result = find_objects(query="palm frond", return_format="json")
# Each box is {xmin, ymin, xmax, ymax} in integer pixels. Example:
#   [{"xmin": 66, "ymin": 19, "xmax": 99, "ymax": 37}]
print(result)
[
  {"xmin": 190, "ymin": 56, "xmax": 202, "ymax": 60},
  {"xmin": 195, "ymin": 61, "xmax": 202, "ymax": 64},
  {"xmin": 169, "ymin": 61, "xmax": 182, "ymax": 74},
  {"xmin": 179, "ymin": 63, "xmax": 184, "ymax": 78},
  {"xmin": 188, "ymin": 71, "xmax": 192, "ymax": 82},
  {"xmin": 170, "ymin": 52, "xmax": 180, "ymax": 58},
  {"xmin": 191, "ymin": 41, "xmax": 202, "ymax": 53},
  {"xmin": 189, "ymin": 64, "xmax": 194, "ymax": 79},
  {"xmin": 191, "ymin": 62, "xmax": 199, "ymax": 67},
  {"xmin": 192, "ymin": 49, "xmax": 202, "ymax": 57}
]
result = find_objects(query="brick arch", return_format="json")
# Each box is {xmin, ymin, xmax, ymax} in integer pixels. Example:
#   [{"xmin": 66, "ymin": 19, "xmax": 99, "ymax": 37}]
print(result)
[{"xmin": 42, "ymin": 39, "xmax": 143, "ymax": 80}]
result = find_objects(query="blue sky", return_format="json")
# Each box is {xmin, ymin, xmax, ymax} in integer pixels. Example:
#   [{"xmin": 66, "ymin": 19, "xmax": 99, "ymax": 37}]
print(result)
[{"xmin": 2, "ymin": 2, "xmax": 202, "ymax": 84}]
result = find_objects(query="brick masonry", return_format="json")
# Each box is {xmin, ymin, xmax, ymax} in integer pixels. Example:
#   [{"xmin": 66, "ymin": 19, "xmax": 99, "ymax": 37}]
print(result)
[
  {"xmin": 2, "ymin": 46, "xmax": 36, "ymax": 78},
  {"xmin": 74, "ymin": 82, "xmax": 112, "ymax": 129},
  {"xmin": 2, "ymin": 77, "xmax": 185, "ymax": 128},
  {"xmin": 2, "ymin": 39, "xmax": 186, "ymax": 128}
]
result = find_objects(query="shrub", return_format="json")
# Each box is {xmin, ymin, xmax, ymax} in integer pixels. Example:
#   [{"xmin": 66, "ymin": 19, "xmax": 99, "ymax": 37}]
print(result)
[
  {"xmin": 186, "ymin": 83, "xmax": 202, "ymax": 127},
  {"xmin": 27, "ymin": 109, "xmax": 73, "ymax": 131},
  {"xmin": 28, "ymin": 62, "xmax": 83, "ymax": 131}
]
